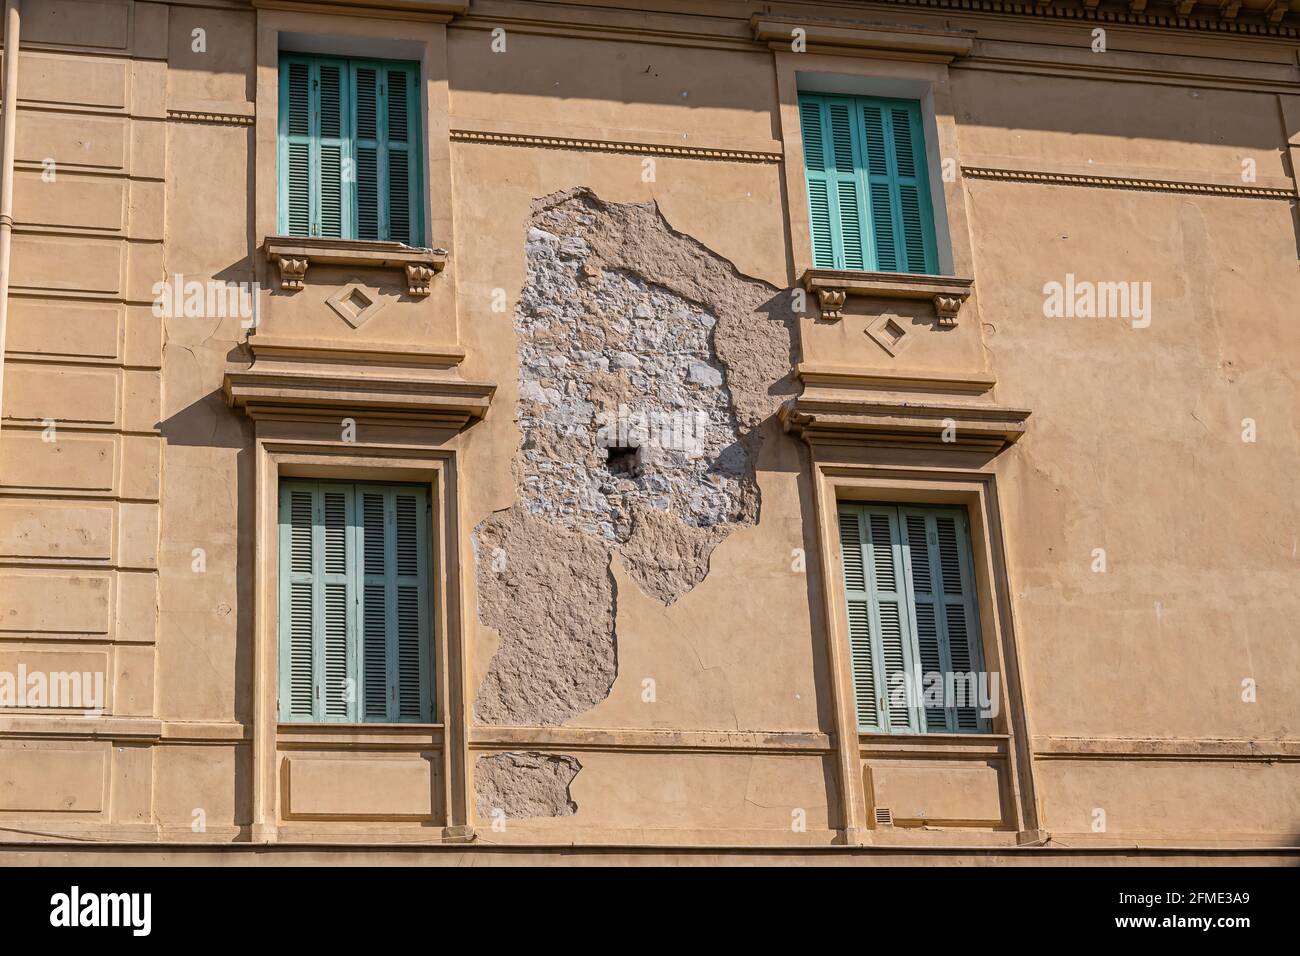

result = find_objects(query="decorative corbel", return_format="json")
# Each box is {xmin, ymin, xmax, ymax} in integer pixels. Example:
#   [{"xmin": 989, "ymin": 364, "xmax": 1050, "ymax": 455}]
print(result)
[
  {"xmin": 1264, "ymin": 0, "xmax": 1289, "ymax": 22},
  {"xmin": 1175, "ymin": 0, "xmax": 1196, "ymax": 13},
  {"xmin": 275, "ymin": 256, "xmax": 308, "ymax": 291},
  {"xmin": 406, "ymin": 263, "xmax": 436, "ymax": 296},
  {"xmin": 1128, "ymin": 0, "xmax": 1148, "ymax": 13},
  {"xmin": 933, "ymin": 295, "xmax": 965, "ymax": 329},
  {"xmin": 1219, "ymin": 0, "xmax": 1241, "ymax": 17},
  {"xmin": 816, "ymin": 288, "xmax": 847, "ymax": 321}
]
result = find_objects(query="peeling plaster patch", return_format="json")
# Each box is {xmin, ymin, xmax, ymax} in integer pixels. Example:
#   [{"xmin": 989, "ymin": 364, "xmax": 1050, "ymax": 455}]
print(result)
[
  {"xmin": 473, "ymin": 505, "xmax": 617, "ymax": 726},
  {"xmin": 475, "ymin": 752, "xmax": 581, "ymax": 819},
  {"xmin": 516, "ymin": 235, "xmax": 755, "ymax": 546},
  {"xmin": 473, "ymin": 187, "xmax": 796, "ymax": 725}
]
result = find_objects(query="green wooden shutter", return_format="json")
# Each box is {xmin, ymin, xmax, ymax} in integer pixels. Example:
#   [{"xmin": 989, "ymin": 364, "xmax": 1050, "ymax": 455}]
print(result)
[
  {"xmin": 350, "ymin": 61, "xmax": 421, "ymax": 244},
  {"xmin": 839, "ymin": 503, "xmax": 919, "ymax": 732},
  {"xmin": 384, "ymin": 65, "xmax": 418, "ymax": 245},
  {"xmin": 278, "ymin": 56, "xmax": 351, "ymax": 239},
  {"xmin": 839, "ymin": 503, "xmax": 987, "ymax": 734},
  {"xmin": 858, "ymin": 98, "xmax": 937, "ymax": 274},
  {"xmin": 357, "ymin": 486, "xmax": 433, "ymax": 722},
  {"xmin": 280, "ymin": 55, "xmax": 421, "ymax": 244},
  {"xmin": 316, "ymin": 60, "xmax": 349, "ymax": 239},
  {"xmin": 798, "ymin": 94, "xmax": 868, "ymax": 271},
  {"xmin": 900, "ymin": 507, "xmax": 987, "ymax": 732},
  {"xmin": 799, "ymin": 94, "xmax": 938, "ymax": 275},
  {"xmin": 280, "ymin": 485, "xmax": 317, "ymax": 720},
  {"xmin": 838, "ymin": 507, "xmax": 879, "ymax": 730},
  {"xmin": 280, "ymin": 59, "xmax": 312, "ymax": 238},
  {"xmin": 280, "ymin": 481, "xmax": 433, "ymax": 724},
  {"xmin": 277, "ymin": 482, "xmax": 357, "ymax": 722}
]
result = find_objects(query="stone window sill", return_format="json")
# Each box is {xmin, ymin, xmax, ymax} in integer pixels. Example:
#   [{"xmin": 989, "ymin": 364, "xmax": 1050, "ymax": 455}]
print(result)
[
  {"xmin": 801, "ymin": 268, "xmax": 974, "ymax": 327},
  {"xmin": 265, "ymin": 235, "xmax": 448, "ymax": 296}
]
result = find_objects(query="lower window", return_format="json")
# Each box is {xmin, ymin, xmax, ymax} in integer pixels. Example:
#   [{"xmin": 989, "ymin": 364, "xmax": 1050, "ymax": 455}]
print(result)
[
  {"xmin": 837, "ymin": 502, "xmax": 989, "ymax": 734},
  {"xmin": 278, "ymin": 480, "xmax": 433, "ymax": 723}
]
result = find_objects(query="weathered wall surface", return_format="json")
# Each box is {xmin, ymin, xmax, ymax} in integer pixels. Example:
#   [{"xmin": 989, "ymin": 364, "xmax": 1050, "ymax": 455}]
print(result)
[
  {"xmin": 0, "ymin": 0, "xmax": 1296, "ymax": 856},
  {"xmin": 473, "ymin": 188, "xmax": 796, "ymax": 732}
]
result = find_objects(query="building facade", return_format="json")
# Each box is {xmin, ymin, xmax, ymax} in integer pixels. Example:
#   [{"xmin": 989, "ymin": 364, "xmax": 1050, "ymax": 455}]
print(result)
[{"xmin": 0, "ymin": 0, "xmax": 1297, "ymax": 863}]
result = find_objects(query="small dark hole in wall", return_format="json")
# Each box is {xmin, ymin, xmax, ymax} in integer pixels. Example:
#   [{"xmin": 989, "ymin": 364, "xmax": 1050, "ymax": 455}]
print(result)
[{"xmin": 605, "ymin": 446, "xmax": 641, "ymax": 478}]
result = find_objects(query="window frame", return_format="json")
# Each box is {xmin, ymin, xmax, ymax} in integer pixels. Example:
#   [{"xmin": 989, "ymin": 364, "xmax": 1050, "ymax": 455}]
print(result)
[
  {"xmin": 276, "ymin": 477, "xmax": 435, "ymax": 726},
  {"xmin": 276, "ymin": 51, "xmax": 425, "ymax": 246}
]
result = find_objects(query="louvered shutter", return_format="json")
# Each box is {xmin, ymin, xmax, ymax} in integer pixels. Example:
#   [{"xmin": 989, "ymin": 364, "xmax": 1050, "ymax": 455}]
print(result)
[
  {"xmin": 839, "ymin": 504, "xmax": 920, "ymax": 732},
  {"xmin": 280, "ymin": 55, "xmax": 420, "ymax": 244},
  {"xmin": 863, "ymin": 506, "xmax": 919, "ymax": 731},
  {"xmin": 316, "ymin": 61, "xmax": 348, "ymax": 239},
  {"xmin": 858, "ymin": 98, "xmax": 937, "ymax": 274},
  {"xmin": 278, "ymin": 482, "xmax": 357, "ymax": 722},
  {"xmin": 384, "ymin": 65, "xmax": 417, "ymax": 245},
  {"xmin": 798, "ymin": 95, "xmax": 869, "ymax": 271},
  {"xmin": 357, "ymin": 486, "xmax": 432, "ymax": 722},
  {"xmin": 278, "ymin": 56, "xmax": 351, "ymax": 239},
  {"xmin": 838, "ymin": 507, "xmax": 879, "ymax": 730},
  {"xmin": 280, "ymin": 485, "xmax": 317, "ymax": 720},
  {"xmin": 280, "ymin": 481, "xmax": 432, "ymax": 724},
  {"xmin": 899, "ymin": 508, "xmax": 986, "ymax": 732},
  {"xmin": 351, "ymin": 61, "xmax": 421, "ymax": 244},
  {"xmin": 280, "ymin": 59, "xmax": 312, "ymax": 238}
]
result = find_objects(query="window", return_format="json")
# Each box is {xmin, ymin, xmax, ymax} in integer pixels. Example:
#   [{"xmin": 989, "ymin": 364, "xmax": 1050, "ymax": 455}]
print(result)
[
  {"xmin": 278, "ymin": 53, "xmax": 423, "ymax": 245},
  {"xmin": 278, "ymin": 480, "xmax": 433, "ymax": 723},
  {"xmin": 837, "ymin": 503, "xmax": 988, "ymax": 734},
  {"xmin": 798, "ymin": 93, "xmax": 937, "ymax": 274}
]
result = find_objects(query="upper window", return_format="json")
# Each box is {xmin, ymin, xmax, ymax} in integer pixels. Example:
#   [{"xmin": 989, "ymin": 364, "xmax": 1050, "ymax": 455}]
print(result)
[
  {"xmin": 837, "ymin": 503, "xmax": 988, "ymax": 734},
  {"xmin": 278, "ymin": 54, "xmax": 423, "ymax": 245},
  {"xmin": 278, "ymin": 480, "xmax": 434, "ymax": 724},
  {"xmin": 798, "ymin": 94, "xmax": 937, "ymax": 275}
]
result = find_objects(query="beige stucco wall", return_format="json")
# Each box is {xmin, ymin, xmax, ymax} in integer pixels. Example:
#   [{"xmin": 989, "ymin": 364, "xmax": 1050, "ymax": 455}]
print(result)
[{"xmin": 0, "ymin": 0, "xmax": 1296, "ymax": 861}]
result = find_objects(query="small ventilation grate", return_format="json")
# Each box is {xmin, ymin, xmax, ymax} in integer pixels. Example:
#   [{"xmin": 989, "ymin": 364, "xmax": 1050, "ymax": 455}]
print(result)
[{"xmin": 874, "ymin": 807, "xmax": 894, "ymax": 828}]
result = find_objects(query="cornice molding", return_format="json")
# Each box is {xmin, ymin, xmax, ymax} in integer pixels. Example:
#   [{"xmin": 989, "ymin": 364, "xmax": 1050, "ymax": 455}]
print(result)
[
  {"xmin": 780, "ymin": 395, "xmax": 1030, "ymax": 450},
  {"xmin": 448, "ymin": 128, "xmax": 783, "ymax": 164},
  {"xmin": 223, "ymin": 367, "xmax": 494, "ymax": 429},
  {"xmin": 250, "ymin": 0, "xmax": 468, "ymax": 22},
  {"xmin": 167, "ymin": 109, "xmax": 255, "ymax": 126},
  {"xmin": 243, "ymin": 338, "xmax": 466, "ymax": 370},
  {"xmin": 751, "ymin": 15, "xmax": 975, "ymax": 60},
  {"xmin": 963, "ymin": 165, "xmax": 1298, "ymax": 199},
  {"xmin": 797, "ymin": 363, "xmax": 998, "ymax": 395},
  {"xmin": 1033, "ymin": 735, "xmax": 1300, "ymax": 761},
  {"xmin": 866, "ymin": 0, "xmax": 1300, "ymax": 37}
]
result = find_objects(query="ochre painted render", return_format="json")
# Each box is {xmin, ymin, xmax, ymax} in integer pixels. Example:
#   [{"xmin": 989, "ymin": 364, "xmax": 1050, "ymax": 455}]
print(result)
[{"xmin": 0, "ymin": 0, "xmax": 1296, "ymax": 863}]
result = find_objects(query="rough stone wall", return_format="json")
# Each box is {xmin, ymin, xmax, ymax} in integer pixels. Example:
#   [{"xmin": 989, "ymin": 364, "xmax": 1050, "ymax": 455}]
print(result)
[
  {"xmin": 475, "ymin": 752, "xmax": 582, "ymax": 819},
  {"xmin": 473, "ymin": 188, "xmax": 797, "ymax": 736}
]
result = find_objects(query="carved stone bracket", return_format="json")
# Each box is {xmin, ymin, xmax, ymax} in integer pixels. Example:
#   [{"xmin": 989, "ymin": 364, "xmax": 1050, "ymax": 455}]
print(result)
[
  {"xmin": 405, "ymin": 263, "xmax": 437, "ymax": 296},
  {"xmin": 801, "ymin": 269, "xmax": 975, "ymax": 328},
  {"xmin": 814, "ymin": 288, "xmax": 848, "ymax": 320},
  {"xmin": 265, "ymin": 236, "xmax": 448, "ymax": 295},
  {"xmin": 275, "ymin": 256, "xmax": 308, "ymax": 291}
]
